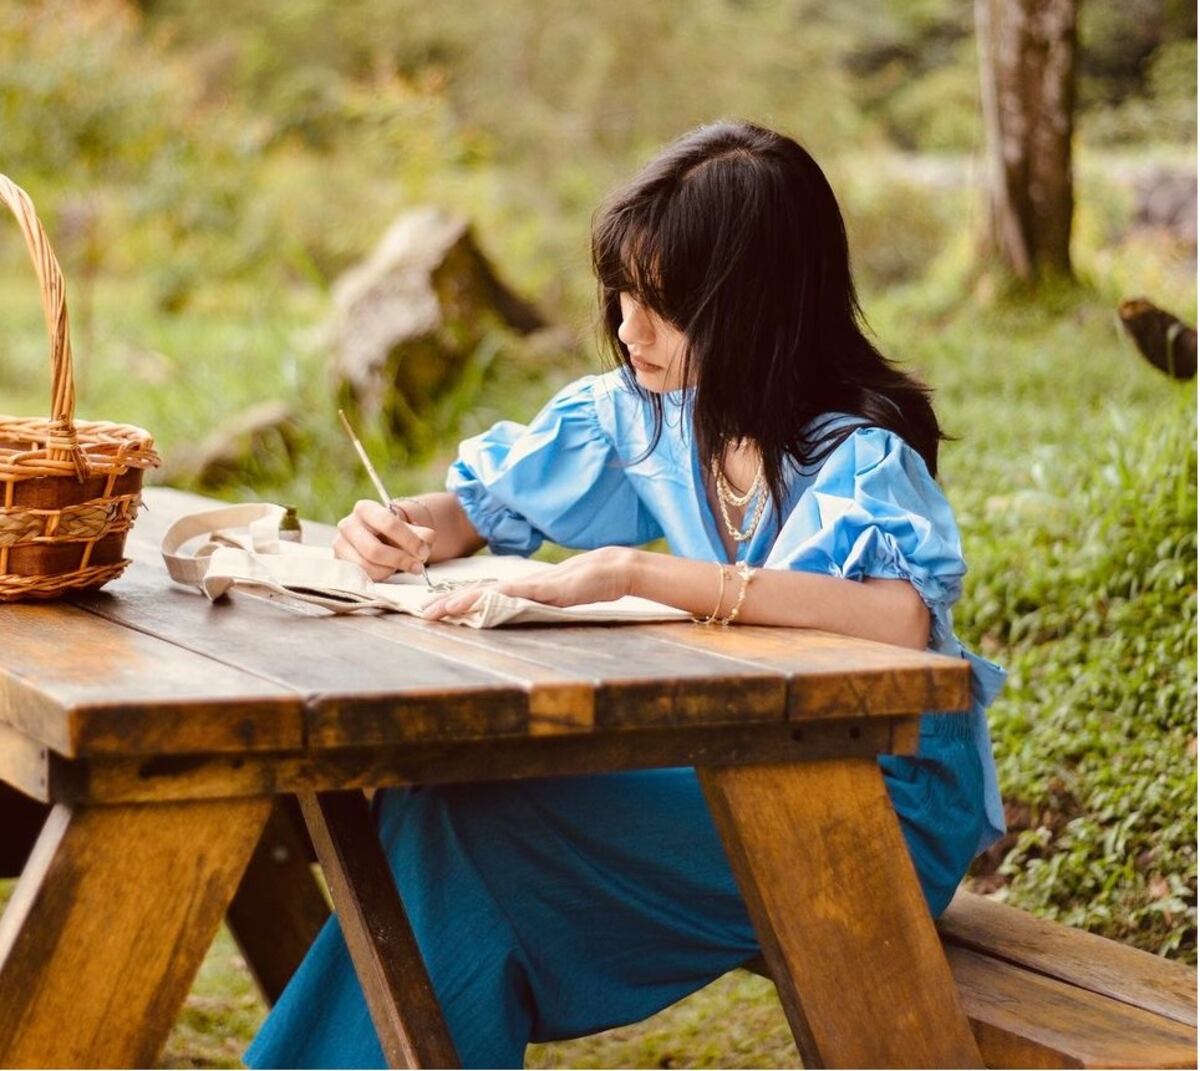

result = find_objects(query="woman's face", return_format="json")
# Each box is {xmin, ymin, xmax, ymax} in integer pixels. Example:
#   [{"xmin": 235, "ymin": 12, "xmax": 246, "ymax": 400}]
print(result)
[{"xmin": 617, "ymin": 292, "xmax": 690, "ymax": 393}]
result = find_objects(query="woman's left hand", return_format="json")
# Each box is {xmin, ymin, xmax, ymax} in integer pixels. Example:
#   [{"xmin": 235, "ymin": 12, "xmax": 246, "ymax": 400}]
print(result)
[{"xmin": 420, "ymin": 546, "xmax": 639, "ymax": 620}]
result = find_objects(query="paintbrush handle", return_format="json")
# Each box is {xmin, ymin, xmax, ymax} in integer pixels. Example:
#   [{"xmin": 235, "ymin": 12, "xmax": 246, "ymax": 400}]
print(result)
[
  {"xmin": 338, "ymin": 410, "xmax": 392, "ymax": 507},
  {"xmin": 337, "ymin": 410, "xmax": 432, "ymax": 586}
]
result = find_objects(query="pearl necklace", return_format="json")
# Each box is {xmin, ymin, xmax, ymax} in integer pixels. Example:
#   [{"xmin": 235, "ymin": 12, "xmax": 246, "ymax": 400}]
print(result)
[
  {"xmin": 716, "ymin": 455, "xmax": 763, "ymax": 507},
  {"xmin": 711, "ymin": 457, "xmax": 768, "ymax": 543}
]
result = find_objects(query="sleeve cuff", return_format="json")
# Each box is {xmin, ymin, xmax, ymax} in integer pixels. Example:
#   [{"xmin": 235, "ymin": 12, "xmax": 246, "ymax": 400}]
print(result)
[
  {"xmin": 835, "ymin": 524, "xmax": 963, "ymax": 648},
  {"xmin": 447, "ymin": 458, "xmax": 545, "ymax": 557}
]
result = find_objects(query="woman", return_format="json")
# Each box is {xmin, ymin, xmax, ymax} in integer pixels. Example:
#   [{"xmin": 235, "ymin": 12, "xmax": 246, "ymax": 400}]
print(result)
[{"xmin": 245, "ymin": 119, "xmax": 1007, "ymax": 1069}]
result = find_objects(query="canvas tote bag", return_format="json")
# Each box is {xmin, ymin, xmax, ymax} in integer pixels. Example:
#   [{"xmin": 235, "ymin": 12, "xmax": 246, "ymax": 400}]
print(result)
[{"xmin": 160, "ymin": 502, "xmax": 689, "ymax": 628}]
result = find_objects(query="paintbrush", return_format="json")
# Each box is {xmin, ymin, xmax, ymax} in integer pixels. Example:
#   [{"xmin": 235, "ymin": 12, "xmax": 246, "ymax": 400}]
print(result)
[{"xmin": 337, "ymin": 409, "xmax": 432, "ymax": 588}]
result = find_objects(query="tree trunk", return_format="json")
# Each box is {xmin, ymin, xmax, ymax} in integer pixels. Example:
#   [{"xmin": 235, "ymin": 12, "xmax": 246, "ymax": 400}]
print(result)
[{"xmin": 976, "ymin": 0, "xmax": 1079, "ymax": 281}]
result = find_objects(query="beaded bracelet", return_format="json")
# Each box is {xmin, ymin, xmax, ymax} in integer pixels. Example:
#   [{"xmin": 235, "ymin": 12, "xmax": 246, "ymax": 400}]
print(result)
[
  {"xmin": 691, "ymin": 562, "xmax": 728, "ymax": 626},
  {"xmin": 716, "ymin": 561, "xmax": 756, "ymax": 627}
]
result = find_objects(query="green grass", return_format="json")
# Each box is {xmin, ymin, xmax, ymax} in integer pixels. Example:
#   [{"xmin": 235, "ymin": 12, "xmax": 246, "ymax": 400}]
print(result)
[
  {"xmin": 156, "ymin": 921, "xmax": 799, "ymax": 1070},
  {"xmin": 161, "ymin": 925, "xmax": 269, "ymax": 1070}
]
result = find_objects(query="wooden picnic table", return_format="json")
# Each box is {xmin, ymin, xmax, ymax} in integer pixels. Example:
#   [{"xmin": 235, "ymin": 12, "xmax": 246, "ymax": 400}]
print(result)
[{"xmin": 0, "ymin": 485, "xmax": 985, "ymax": 1069}]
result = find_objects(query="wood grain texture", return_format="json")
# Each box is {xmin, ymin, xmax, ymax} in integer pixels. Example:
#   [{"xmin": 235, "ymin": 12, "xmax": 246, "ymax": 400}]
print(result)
[
  {"xmin": 746, "ymin": 899, "xmax": 1198, "ymax": 1070},
  {"xmin": 332, "ymin": 617, "xmax": 787, "ymax": 734},
  {"xmin": 299, "ymin": 790, "xmax": 460, "ymax": 1069},
  {"xmin": 41, "ymin": 717, "xmax": 917, "ymax": 804},
  {"xmin": 699, "ymin": 757, "xmax": 983, "ymax": 1068},
  {"xmin": 638, "ymin": 622, "xmax": 971, "ymax": 718},
  {"xmin": 280, "ymin": 610, "xmax": 605, "ymax": 735},
  {"xmin": 0, "ymin": 796, "xmax": 271, "ymax": 1068},
  {"xmin": 71, "ymin": 556, "xmax": 532, "ymax": 748},
  {"xmin": 128, "ymin": 515, "xmax": 789, "ymax": 737},
  {"xmin": 948, "ymin": 944, "xmax": 1198, "ymax": 1069},
  {"xmin": 227, "ymin": 797, "xmax": 331, "ymax": 1006},
  {"xmin": 0, "ymin": 599, "xmax": 305, "ymax": 757},
  {"xmin": 938, "ymin": 889, "xmax": 1197, "ymax": 1027}
]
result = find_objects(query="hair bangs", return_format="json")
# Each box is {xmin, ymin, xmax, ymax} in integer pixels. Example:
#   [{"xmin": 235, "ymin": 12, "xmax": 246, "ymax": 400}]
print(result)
[{"xmin": 592, "ymin": 205, "xmax": 675, "ymax": 324}]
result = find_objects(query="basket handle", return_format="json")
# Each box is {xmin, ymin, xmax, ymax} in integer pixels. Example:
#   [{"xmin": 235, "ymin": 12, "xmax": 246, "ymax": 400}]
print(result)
[{"xmin": 0, "ymin": 174, "xmax": 89, "ymax": 481}]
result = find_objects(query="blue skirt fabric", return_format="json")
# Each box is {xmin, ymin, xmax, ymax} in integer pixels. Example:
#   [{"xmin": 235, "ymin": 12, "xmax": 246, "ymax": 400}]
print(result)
[{"xmin": 244, "ymin": 716, "xmax": 985, "ymax": 1069}]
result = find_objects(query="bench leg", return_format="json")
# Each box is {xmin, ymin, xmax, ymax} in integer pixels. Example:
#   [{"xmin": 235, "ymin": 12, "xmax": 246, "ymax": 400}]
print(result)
[
  {"xmin": 698, "ymin": 757, "xmax": 983, "ymax": 1069},
  {"xmin": 0, "ymin": 796, "xmax": 271, "ymax": 1068},
  {"xmin": 298, "ymin": 790, "xmax": 460, "ymax": 1069},
  {"xmin": 227, "ymin": 796, "xmax": 331, "ymax": 1006}
]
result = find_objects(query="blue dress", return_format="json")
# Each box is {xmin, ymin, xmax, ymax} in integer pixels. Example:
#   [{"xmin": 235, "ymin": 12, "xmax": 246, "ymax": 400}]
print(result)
[{"xmin": 245, "ymin": 370, "xmax": 1007, "ymax": 1069}]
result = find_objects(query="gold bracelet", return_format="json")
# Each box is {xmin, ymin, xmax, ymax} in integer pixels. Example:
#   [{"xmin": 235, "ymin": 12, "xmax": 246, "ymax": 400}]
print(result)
[
  {"xmin": 717, "ymin": 561, "xmax": 756, "ymax": 627},
  {"xmin": 691, "ymin": 562, "xmax": 727, "ymax": 626}
]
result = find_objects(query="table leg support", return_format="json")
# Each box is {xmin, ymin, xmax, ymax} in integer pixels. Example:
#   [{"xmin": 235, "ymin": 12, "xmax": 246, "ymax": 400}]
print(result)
[
  {"xmin": 0, "ymin": 796, "xmax": 271, "ymax": 1069},
  {"xmin": 298, "ymin": 790, "xmax": 460, "ymax": 1070},
  {"xmin": 698, "ymin": 757, "xmax": 984, "ymax": 1069},
  {"xmin": 227, "ymin": 796, "xmax": 331, "ymax": 1006}
]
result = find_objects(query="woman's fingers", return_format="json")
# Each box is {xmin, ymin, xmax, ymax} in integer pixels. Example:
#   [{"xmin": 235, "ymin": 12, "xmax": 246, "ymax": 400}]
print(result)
[
  {"xmin": 338, "ymin": 501, "xmax": 440, "ymax": 576},
  {"xmin": 331, "ymin": 532, "xmax": 395, "ymax": 582},
  {"xmin": 408, "ymin": 525, "xmax": 437, "ymax": 558},
  {"xmin": 336, "ymin": 515, "xmax": 408, "ymax": 573},
  {"xmin": 421, "ymin": 587, "xmax": 487, "ymax": 619},
  {"xmin": 354, "ymin": 500, "xmax": 434, "ymax": 563}
]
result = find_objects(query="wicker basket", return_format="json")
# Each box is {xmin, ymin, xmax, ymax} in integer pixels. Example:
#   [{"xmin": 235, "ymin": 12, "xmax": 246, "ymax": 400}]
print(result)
[{"xmin": 0, "ymin": 174, "xmax": 161, "ymax": 601}]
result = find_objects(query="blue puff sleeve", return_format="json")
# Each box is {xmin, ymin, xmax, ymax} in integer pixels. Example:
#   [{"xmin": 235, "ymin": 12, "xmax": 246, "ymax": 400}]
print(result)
[
  {"xmin": 446, "ymin": 374, "xmax": 663, "ymax": 556},
  {"xmin": 765, "ymin": 425, "xmax": 966, "ymax": 647}
]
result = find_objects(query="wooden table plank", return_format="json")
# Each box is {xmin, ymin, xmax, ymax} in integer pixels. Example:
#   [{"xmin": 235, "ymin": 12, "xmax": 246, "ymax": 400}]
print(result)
[
  {"xmin": 638, "ymin": 622, "xmax": 972, "ymax": 718},
  {"xmin": 121, "ymin": 496, "xmax": 794, "ymax": 737},
  {"xmin": 245, "ymin": 491, "xmax": 972, "ymax": 722},
  {"xmin": 112, "ymin": 497, "xmax": 788, "ymax": 742},
  {"xmin": 0, "ymin": 600, "xmax": 306, "ymax": 757},
  {"xmin": 192, "ymin": 598, "xmax": 787, "ymax": 738},
  {"xmin": 947, "ymin": 944, "xmax": 1198, "ymax": 1070},
  {"xmin": 69, "ymin": 556, "xmax": 532, "ymax": 748}
]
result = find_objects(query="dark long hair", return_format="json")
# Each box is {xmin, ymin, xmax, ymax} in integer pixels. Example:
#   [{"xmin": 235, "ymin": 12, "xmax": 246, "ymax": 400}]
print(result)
[{"xmin": 590, "ymin": 119, "xmax": 947, "ymax": 533}]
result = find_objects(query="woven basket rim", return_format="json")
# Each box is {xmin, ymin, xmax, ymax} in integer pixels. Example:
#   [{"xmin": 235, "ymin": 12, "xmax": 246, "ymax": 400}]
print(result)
[{"xmin": 0, "ymin": 414, "xmax": 159, "ymax": 444}]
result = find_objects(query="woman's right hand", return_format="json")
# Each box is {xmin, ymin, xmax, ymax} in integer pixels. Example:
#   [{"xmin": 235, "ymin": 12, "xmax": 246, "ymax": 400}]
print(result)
[{"xmin": 332, "ymin": 499, "xmax": 437, "ymax": 581}]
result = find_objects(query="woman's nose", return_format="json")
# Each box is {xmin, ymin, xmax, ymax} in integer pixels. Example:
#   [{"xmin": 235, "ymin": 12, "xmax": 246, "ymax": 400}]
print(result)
[{"xmin": 618, "ymin": 305, "xmax": 654, "ymax": 347}]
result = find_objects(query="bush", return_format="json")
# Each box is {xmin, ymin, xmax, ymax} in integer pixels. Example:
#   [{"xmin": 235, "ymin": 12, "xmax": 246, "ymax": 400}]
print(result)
[{"xmin": 840, "ymin": 170, "xmax": 963, "ymax": 287}]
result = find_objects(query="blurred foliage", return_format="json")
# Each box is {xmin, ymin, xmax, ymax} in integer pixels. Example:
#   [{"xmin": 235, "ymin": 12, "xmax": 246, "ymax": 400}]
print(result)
[
  {"xmin": 2, "ymin": 0, "xmax": 1192, "ymax": 311},
  {"xmin": 840, "ymin": 0, "xmax": 1196, "ymax": 149},
  {"xmin": 124, "ymin": 0, "xmax": 862, "ymax": 316}
]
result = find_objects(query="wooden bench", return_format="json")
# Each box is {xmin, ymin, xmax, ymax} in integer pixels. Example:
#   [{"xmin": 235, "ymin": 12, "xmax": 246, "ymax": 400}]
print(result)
[{"xmin": 746, "ymin": 890, "xmax": 1197, "ymax": 1069}]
